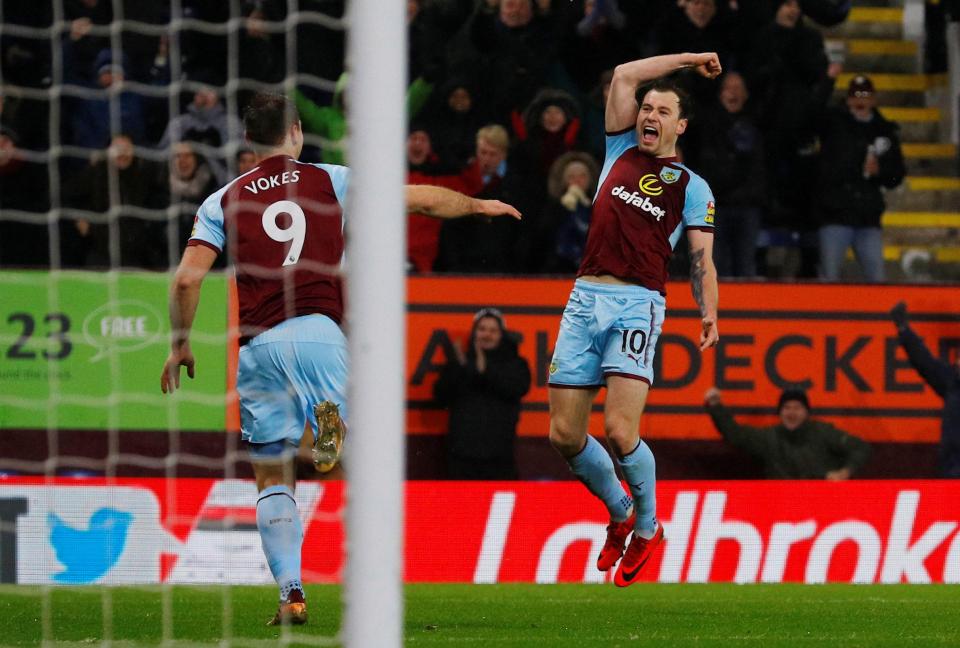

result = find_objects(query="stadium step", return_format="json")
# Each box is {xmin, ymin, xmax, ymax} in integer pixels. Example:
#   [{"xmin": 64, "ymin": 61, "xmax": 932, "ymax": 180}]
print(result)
[
  {"xmin": 824, "ymin": 7, "xmax": 903, "ymax": 39},
  {"xmin": 883, "ymin": 211, "xmax": 960, "ymax": 229},
  {"xmin": 880, "ymin": 107, "xmax": 943, "ymax": 141},
  {"xmin": 902, "ymin": 143, "xmax": 958, "ymax": 175},
  {"xmin": 826, "ymin": 38, "xmax": 918, "ymax": 73},
  {"xmin": 885, "ymin": 177, "xmax": 960, "ymax": 211},
  {"xmin": 832, "ymin": 73, "xmax": 947, "ymax": 107}
]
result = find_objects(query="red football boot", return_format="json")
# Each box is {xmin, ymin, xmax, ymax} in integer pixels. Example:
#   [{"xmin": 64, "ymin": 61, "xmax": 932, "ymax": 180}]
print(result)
[
  {"xmin": 596, "ymin": 510, "xmax": 636, "ymax": 572},
  {"xmin": 613, "ymin": 524, "xmax": 665, "ymax": 588}
]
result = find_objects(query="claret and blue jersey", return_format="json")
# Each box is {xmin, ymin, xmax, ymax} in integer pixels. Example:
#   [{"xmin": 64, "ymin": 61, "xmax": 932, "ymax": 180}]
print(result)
[
  {"xmin": 188, "ymin": 155, "xmax": 351, "ymax": 340},
  {"xmin": 578, "ymin": 127, "xmax": 715, "ymax": 294}
]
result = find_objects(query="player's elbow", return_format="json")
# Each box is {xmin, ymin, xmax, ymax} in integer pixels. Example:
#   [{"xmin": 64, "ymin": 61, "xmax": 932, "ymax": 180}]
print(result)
[{"xmin": 172, "ymin": 270, "xmax": 203, "ymax": 294}]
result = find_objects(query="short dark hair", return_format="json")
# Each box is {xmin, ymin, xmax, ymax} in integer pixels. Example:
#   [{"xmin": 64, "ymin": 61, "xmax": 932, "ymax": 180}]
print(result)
[
  {"xmin": 243, "ymin": 92, "xmax": 299, "ymax": 147},
  {"xmin": 635, "ymin": 75, "xmax": 693, "ymax": 121}
]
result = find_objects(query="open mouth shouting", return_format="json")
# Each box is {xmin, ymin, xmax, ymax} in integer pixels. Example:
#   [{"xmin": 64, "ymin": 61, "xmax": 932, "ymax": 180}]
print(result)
[{"xmin": 641, "ymin": 123, "xmax": 659, "ymax": 146}]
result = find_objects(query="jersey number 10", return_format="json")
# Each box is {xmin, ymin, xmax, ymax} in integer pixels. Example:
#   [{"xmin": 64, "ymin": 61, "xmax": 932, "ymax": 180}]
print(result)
[{"xmin": 262, "ymin": 199, "xmax": 306, "ymax": 266}]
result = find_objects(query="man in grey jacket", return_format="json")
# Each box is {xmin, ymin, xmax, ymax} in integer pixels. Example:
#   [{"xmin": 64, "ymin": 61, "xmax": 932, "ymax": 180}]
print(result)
[{"xmin": 704, "ymin": 387, "xmax": 871, "ymax": 479}]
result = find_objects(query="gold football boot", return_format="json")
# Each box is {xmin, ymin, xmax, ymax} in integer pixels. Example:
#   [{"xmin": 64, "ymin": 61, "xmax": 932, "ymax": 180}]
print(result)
[
  {"xmin": 312, "ymin": 401, "xmax": 345, "ymax": 473},
  {"xmin": 267, "ymin": 589, "xmax": 308, "ymax": 626}
]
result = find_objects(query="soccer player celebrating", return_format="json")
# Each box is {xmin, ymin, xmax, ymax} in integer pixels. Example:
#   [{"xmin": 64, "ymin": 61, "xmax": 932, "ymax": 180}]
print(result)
[
  {"xmin": 547, "ymin": 53, "xmax": 721, "ymax": 587},
  {"xmin": 159, "ymin": 93, "xmax": 520, "ymax": 624}
]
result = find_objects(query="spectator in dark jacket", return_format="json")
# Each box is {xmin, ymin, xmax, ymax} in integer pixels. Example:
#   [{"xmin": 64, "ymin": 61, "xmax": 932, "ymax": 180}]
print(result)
[
  {"xmin": 436, "ymin": 125, "xmax": 530, "ymax": 273},
  {"xmin": 65, "ymin": 49, "xmax": 146, "ymax": 149},
  {"xmin": 61, "ymin": 133, "xmax": 168, "ymax": 269},
  {"xmin": 747, "ymin": 0, "xmax": 829, "ymax": 277},
  {"xmin": 694, "ymin": 72, "xmax": 766, "ymax": 277},
  {"xmin": 512, "ymin": 88, "xmax": 584, "ymax": 199},
  {"xmin": 452, "ymin": 0, "xmax": 560, "ymax": 125},
  {"xmin": 434, "ymin": 308, "xmax": 532, "ymax": 480},
  {"xmin": 704, "ymin": 387, "xmax": 871, "ymax": 479},
  {"xmin": 891, "ymin": 302, "xmax": 960, "ymax": 478},
  {"xmin": 816, "ymin": 75, "xmax": 905, "ymax": 282},
  {"xmin": 0, "ymin": 127, "xmax": 50, "ymax": 266}
]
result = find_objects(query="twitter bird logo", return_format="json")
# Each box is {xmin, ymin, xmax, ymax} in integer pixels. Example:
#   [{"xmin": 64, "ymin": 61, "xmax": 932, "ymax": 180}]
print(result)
[{"xmin": 48, "ymin": 508, "xmax": 134, "ymax": 584}]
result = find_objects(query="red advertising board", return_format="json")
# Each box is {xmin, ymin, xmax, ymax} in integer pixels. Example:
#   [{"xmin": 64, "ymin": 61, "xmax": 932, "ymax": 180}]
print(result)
[{"xmin": 3, "ymin": 478, "xmax": 959, "ymax": 585}]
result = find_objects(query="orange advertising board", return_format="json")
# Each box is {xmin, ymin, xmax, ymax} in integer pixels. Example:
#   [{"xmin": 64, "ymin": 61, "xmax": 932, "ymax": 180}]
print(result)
[{"xmin": 405, "ymin": 278, "xmax": 960, "ymax": 443}]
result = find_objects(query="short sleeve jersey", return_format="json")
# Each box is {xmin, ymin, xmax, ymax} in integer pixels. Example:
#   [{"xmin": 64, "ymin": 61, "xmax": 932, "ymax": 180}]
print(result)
[
  {"xmin": 577, "ymin": 127, "xmax": 715, "ymax": 294},
  {"xmin": 188, "ymin": 155, "xmax": 350, "ymax": 340}
]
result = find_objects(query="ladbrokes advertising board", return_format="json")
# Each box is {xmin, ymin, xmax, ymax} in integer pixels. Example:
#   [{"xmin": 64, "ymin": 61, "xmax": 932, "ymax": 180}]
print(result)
[
  {"xmin": 404, "ymin": 278, "xmax": 960, "ymax": 443},
  {"xmin": 1, "ymin": 478, "xmax": 957, "ymax": 584}
]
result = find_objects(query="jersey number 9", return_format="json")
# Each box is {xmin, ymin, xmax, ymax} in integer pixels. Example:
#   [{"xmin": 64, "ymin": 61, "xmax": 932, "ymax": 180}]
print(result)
[{"xmin": 262, "ymin": 199, "xmax": 306, "ymax": 266}]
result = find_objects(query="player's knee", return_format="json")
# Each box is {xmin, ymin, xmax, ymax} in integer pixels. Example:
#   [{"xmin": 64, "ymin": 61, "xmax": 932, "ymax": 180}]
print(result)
[
  {"xmin": 604, "ymin": 418, "xmax": 639, "ymax": 457},
  {"xmin": 548, "ymin": 418, "xmax": 584, "ymax": 456}
]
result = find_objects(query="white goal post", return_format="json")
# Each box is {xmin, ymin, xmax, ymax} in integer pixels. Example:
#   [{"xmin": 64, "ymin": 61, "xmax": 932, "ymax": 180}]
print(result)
[{"xmin": 344, "ymin": 1, "xmax": 407, "ymax": 647}]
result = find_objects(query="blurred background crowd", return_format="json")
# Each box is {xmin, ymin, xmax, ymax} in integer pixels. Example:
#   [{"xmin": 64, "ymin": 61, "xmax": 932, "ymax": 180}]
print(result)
[{"xmin": 0, "ymin": 0, "xmax": 956, "ymax": 280}]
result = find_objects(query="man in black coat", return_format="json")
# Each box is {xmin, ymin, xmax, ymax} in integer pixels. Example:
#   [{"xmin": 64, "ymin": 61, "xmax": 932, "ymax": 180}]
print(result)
[
  {"xmin": 891, "ymin": 302, "xmax": 960, "ymax": 477},
  {"xmin": 816, "ymin": 75, "xmax": 905, "ymax": 282},
  {"xmin": 434, "ymin": 308, "xmax": 532, "ymax": 480}
]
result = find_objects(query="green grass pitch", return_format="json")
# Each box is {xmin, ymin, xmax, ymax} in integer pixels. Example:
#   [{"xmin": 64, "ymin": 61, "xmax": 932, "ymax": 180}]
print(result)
[{"xmin": 2, "ymin": 583, "xmax": 959, "ymax": 646}]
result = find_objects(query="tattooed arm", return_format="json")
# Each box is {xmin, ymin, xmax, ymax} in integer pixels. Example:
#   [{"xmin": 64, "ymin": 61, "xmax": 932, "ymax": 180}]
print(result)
[{"xmin": 687, "ymin": 229, "xmax": 719, "ymax": 351}]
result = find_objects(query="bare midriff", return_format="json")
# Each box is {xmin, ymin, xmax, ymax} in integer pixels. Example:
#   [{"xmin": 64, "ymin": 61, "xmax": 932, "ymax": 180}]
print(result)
[{"xmin": 578, "ymin": 274, "xmax": 634, "ymax": 286}]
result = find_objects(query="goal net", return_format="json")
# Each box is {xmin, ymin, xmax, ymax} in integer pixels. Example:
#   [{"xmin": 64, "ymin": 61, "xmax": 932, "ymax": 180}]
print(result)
[{"xmin": 0, "ymin": 1, "xmax": 405, "ymax": 645}]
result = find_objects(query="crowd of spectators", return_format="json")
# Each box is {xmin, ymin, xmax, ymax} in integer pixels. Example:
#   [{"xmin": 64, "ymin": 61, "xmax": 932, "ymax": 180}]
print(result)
[{"xmin": 1, "ymin": 0, "xmax": 903, "ymax": 281}]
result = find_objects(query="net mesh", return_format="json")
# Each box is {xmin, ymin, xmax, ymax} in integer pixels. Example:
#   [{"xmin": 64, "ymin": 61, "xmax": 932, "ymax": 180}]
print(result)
[{"xmin": 0, "ymin": 1, "xmax": 350, "ymax": 644}]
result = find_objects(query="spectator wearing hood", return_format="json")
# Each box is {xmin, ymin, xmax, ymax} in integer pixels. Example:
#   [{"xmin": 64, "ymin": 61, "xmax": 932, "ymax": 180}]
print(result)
[
  {"xmin": 425, "ymin": 77, "xmax": 486, "ymax": 170},
  {"xmin": 0, "ymin": 126, "xmax": 50, "ymax": 266},
  {"xmin": 65, "ymin": 49, "xmax": 146, "ymax": 149},
  {"xmin": 160, "ymin": 85, "xmax": 242, "ymax": 184},
  {"xmin": 529, "ymin": 150, "xmax": 599, "ymax": 274},
  {"xmin": 511, "ymin": 88, "xmax": 584, "ymax": 199},
  {"xmin": 434, "ymin": 308, "xmax": 532, "ymax": 480},
  {"xmin": 704, "ymin": 386, "xmax": 871, "ymax": 479},
  {"xmin": 406, "ymin": 126, "xmax": 483, "ymax": 272}
]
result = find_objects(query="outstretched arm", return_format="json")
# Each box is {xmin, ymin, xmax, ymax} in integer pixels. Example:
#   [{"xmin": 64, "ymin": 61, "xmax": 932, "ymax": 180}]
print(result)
[
  {"xmin": 606, "ymin": 52, "xmax": 722, "ymax": 132},
  {"xmin": 688, "ymin": 228, "xmax": 719, "ymax": 351},
  {"xmin": 405, "ymin": 184, "xmax": 521, "ymax": 220},
  {"xmin": 161, "ymin": 244, "xmax": 218, "ymax": 393}
]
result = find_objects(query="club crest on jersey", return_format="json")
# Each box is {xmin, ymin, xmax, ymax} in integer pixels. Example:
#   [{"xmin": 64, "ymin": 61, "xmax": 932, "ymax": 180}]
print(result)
[
  {"xmin": 638, "ymin": 173, "xmax": 663, "ymax": 196},
  {"xmin": 611, "ymin": 185, "xmax": 666, "ymax": 221},
  {"xmin": 659, "ymin": 167, "xmax": 681, "ymax": 184}
]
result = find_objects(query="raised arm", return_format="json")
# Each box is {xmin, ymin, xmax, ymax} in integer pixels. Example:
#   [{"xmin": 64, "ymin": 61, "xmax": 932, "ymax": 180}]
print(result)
[
  {"xmin": 688, "ymin": 228, "xmax": 719, "ymax": 351},
  {"xmin": 160, "ymin": 244, "xmax": 218, "ymax": 393},
  {"xmin": 405, "ymin": 184, "xmax": 521, "ymax": 220},
  {"xmin": 606, "ymin": 52, "xmax": 722, "ymax": 132}
]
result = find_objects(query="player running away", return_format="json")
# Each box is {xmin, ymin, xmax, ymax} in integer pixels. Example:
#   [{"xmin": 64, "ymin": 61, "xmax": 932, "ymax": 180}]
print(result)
[
  {"xmin": 547, "ymin": 53, "xmax": 721, "ymax": 587},
  {"xmin": 160, "ymin": 92, "xmax": 520, "ymax": 624}
]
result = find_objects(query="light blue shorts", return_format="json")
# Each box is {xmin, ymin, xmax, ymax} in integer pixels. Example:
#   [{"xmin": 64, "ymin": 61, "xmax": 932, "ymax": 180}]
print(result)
[
  {"xmin": 548, "ymin": 279, "xmax": 666, "ymax": 388},
  {"xmin": 237, "ymin": 314, "xmax": 348, "ymax": 458}
]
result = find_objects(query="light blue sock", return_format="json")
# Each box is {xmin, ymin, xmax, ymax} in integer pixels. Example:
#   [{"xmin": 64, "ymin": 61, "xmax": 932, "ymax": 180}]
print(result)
[
  {"xmin": 256, "ymin": 485, "xmax": 304, "ymax": 601},
  {"xmin": 567, "ymin": 435, "xmax": 633, "ymax": 522},
  {"xmin": 616, "ymin": 439, "xmax": 658, "ymax": 538}
]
